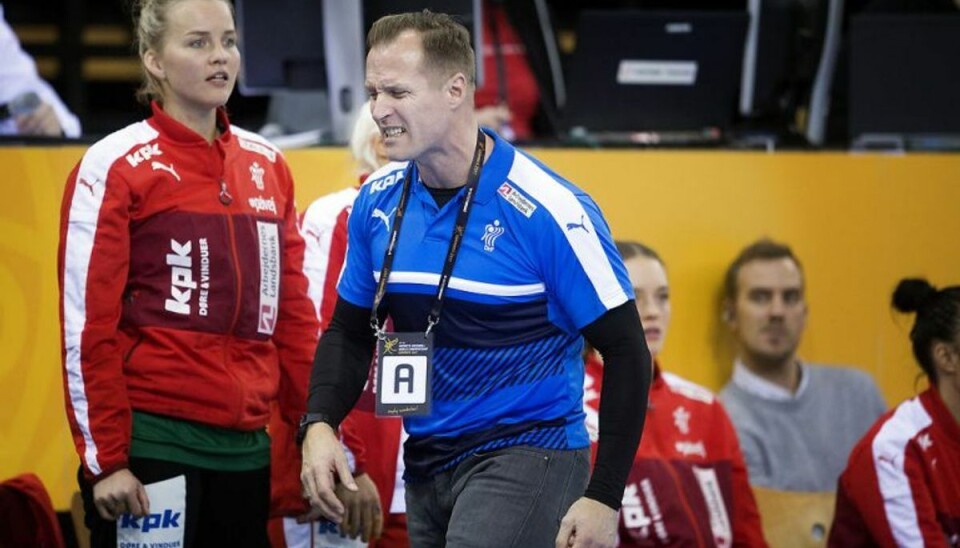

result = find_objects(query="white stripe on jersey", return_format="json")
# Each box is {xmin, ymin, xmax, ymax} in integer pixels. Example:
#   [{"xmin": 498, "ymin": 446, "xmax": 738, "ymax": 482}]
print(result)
[
  {"xmin": 63, "ymin": 120, "xmax": 158, "ymax": 475},
  {"xmin": 871, "ymin": 396, "xmax": 932, "ymax": 547},
  {"xmin": 300, "ymin": 187, "xmax": 358, "ymax": 327},
  {"xmin": 374, "ymin": 270, "xmax": 546, "ymax": 297},
  {"xmin": 507, "ymin": 153, "xmax": 628, "ymax": 311}
]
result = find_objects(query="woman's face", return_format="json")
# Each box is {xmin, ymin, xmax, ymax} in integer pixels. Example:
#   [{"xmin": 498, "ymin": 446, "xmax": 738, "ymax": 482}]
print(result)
[
  {"xmin": 143, "ymin": 0, "xmax": 239, "ymax": 120},
  {"xmin": 625, "ymin": 255, "xmax": 671, "ymax": 357}
]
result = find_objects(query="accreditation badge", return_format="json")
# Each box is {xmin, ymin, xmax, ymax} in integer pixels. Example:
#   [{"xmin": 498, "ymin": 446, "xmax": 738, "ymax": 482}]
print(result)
[{"xmin": 376, "ymin": 332, "xmax": 433, "ymax": 417}]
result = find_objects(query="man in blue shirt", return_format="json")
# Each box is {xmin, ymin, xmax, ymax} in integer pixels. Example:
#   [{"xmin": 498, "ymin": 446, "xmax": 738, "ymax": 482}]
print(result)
[{"xmin": 300, "ymin": 11, "xmax": 651, "ymax": 548}]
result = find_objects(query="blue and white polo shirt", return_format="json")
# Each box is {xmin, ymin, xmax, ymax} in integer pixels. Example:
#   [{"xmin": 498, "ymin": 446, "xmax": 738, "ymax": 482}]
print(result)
[{"xmin": 338, "ymin": 129, "xmax": 633, "ymax": 478}]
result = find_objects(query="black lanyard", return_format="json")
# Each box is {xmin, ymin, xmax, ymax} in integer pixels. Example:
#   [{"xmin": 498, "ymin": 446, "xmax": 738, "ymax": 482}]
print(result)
[{"xmin": 370, "ymin": 130, "xmax": 487, "ymax": 339}]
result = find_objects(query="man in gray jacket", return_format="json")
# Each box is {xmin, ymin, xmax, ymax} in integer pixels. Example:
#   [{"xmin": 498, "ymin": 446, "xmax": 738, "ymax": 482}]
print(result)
[{"xmin": 718, "ymin": 239, "xmax": 886, "ymax": 492}]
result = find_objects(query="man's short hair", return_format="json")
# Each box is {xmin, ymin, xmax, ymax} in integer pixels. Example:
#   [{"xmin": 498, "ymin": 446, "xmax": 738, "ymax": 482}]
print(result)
[
  {"xmin": 367, "ymin": 10, "xmax": 476, "ymax": 85},
  {"xmin": 723, "ymin": 239, "xmax": 804, "ymax": 300}
]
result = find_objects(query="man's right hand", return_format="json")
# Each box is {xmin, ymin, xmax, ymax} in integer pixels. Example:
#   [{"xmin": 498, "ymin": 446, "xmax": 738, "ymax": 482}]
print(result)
[
  {"xmin": 92, "ymin": 468, "xmax": 150, "ymax": 520},
  {"xmin": 300, "ymin": 422, "xmax": 357, "ymax": 523}
]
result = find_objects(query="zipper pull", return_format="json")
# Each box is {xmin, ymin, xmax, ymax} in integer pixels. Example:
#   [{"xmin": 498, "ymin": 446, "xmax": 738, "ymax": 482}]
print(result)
[{"xmin": 219, "ymin": 179, "xmax": 233, "ymax": 205}]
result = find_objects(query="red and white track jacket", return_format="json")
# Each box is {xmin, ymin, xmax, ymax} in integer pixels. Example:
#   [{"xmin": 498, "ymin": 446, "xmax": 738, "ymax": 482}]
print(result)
[
  {"xmin": 585, "ymin": 356, "xmax": 767, "ymax": 547},
  {"xmin": 58, "ymin": 102, "xmax": 319, "ymax": 482},
  {"xmin": 829, "ymin": 388, "xmax": 960, "ymax": 547}
]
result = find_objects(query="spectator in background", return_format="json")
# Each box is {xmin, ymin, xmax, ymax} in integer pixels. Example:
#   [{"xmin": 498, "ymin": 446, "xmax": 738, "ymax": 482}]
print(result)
[
  {"xmin": 268, "ymin": 104, "xmax": 408, "ymax": 548},
  {"xmin": 58, "ymin": 0, "xmax": 318, "ymax": 545},
  {"xmin": 718, "ymin": 239, "xmax": 886, "ymax": 492},
  {"xmin": 474, "ymin": 0, "xmax": 565, "ymax": 140},
  {"xmin": 829, "ymin": 278, "xmax": 960, "ymax": 546},
  {"xmin": 585, "ymin": 241, "xmax": 767, "ymax": 547},
  {"xmin": 0, "ymin": 4, "xmax": 80, "ymax": 137}
]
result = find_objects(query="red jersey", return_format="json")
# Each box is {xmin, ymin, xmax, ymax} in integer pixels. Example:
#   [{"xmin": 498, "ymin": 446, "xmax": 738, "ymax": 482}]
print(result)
[
  {"xmin": 829, "ymin": 388, "xmax": 960, "ymax": 547},
  {"xmin": 58, "ymin": 102, "xmax": 319, "ymax": 482},
  {"xmin": 585, "ymin": 356, "xmax": 767, "ymax": 547}
]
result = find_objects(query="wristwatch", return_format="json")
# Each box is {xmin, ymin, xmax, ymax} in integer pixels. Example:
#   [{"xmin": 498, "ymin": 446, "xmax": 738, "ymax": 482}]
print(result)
[{"xmin": 296, "ymin": 413, "xmax": 335, "ymax": 445}]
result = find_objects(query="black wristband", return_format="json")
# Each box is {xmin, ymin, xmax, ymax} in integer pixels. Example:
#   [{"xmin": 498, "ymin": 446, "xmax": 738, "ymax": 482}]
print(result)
[{"xmin": 296, "ymin": 413, "xmax": 335, "ymax": 445}]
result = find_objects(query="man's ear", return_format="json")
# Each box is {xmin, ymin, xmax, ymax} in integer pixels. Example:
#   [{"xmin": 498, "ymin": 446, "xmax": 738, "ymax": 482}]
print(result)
[{"xmin": 445, "ymin": 72, "xmax": 467, "ymax": 107}]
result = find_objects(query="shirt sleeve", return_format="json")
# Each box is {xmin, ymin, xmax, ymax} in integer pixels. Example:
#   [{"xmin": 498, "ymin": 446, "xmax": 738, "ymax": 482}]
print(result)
[
  {"xmin": 59, "ymin": 158, "xmax": 133, "ymax": 482},
  {"xmin": 529, "ymin": 188, "xmax": 632, "ymax": 330}
]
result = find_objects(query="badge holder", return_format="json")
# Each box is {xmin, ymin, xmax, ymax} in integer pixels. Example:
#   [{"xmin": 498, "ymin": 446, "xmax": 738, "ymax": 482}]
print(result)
[{"xmin": 375, "ymin": 332, "xmax": 433, "ymax": 417}]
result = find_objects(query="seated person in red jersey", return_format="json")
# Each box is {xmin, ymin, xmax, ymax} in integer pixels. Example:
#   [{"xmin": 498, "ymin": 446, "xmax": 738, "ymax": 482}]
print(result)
[
  {"xmin": 585, "ymin": 241, "xmax": 767, "ymax": 547},
  {"xmin": 829, "ymin": 278, "xmax": 960, "ymax": 547}
]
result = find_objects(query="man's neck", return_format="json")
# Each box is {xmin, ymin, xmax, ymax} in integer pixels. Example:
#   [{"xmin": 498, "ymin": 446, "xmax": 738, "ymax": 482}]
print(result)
[
  {"xmin": 740, "ymin": 353, "xmax": 801, "ymax": 393},
  {"xmin": 417, "ymin": 125, "xmax": 492, "ymax": 190}
]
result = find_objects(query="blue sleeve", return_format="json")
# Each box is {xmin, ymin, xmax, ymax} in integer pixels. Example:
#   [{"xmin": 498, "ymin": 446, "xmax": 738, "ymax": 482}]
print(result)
[{"xmin": 532, "ymin": 189, "xmax": 633, "ymax": 330}]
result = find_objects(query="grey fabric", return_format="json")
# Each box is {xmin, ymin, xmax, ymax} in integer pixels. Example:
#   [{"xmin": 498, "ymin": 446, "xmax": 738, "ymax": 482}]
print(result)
[
  {"xmin": 405, "ymin": 446, "xmax": 589, "ymax": 547},
  {"xmin": 719, "ymin": 363, "xmax": 888, "ymax": 491}
]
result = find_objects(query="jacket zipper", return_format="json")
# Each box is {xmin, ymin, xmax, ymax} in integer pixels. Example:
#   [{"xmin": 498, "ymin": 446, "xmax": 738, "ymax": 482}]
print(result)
[{"xmin": 220, "ymin": 177, "xmax": 243, "ymax": 336}]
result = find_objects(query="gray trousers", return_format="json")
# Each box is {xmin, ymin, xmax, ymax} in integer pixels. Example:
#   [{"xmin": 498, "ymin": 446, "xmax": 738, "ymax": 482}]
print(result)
[{"xmin": 405, "ymin": 446, "xmax": 590, "ymax": 548}]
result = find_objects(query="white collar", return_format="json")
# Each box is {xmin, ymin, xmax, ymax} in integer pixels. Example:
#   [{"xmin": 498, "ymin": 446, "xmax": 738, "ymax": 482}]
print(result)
[{"xmin": 731, "ymin": 358, "xmax": 809, "ymax": 401}]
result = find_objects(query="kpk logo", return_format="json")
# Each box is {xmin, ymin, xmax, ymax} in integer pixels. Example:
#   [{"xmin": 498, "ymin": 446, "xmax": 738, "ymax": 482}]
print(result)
[
  {"xmin": 125, "ymin": 143, "xmax": 162, "ymax": 167},
  {"xmin": 370, "ymin": 170, "xmax": 404, "ymax": 193},
  {"xmin": 119, "ymin": 509, "xmax": 181, "ymax": 533},
  {"xmin": 163, "ymin": 238, "xmax": 211, "ymax": 317}
]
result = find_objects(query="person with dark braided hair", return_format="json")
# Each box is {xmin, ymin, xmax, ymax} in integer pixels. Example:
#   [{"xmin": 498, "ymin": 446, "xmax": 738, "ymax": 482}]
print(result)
[{"xmin": 829, "ymin": 278, "xmax": 960, "ymax": 547}]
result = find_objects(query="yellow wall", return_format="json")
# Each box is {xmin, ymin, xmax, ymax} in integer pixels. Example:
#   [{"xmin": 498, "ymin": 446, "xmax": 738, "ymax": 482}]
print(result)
[{"xmin": 1, "ymin": 145, "xmax": 958, "ymax": 509}]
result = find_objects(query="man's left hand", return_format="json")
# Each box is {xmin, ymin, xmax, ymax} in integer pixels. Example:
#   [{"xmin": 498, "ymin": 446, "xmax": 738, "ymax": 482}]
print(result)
[{"xmin": 555, "ymin": 497, "xmax": 618, "ymax": 548}]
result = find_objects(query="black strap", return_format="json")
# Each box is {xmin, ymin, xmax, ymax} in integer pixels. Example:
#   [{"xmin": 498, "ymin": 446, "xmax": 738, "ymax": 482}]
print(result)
[{"xmin": 370, "ymin": 130, "xmax": 487, "ymax": 338}]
